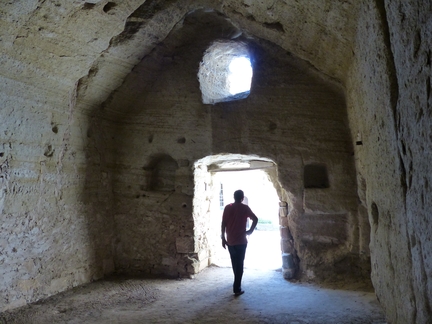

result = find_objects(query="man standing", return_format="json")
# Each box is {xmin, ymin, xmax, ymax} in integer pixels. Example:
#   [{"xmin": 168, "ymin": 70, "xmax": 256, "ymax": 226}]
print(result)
[{"xmin": 221, "ymin": 190, "xmax": 258, "ymax": 296}]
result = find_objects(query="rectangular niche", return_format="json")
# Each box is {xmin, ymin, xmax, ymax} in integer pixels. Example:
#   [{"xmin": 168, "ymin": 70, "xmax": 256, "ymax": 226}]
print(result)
[{"xmin": 304, "ymin": 163, "xmax": 329, "ymax": 189}]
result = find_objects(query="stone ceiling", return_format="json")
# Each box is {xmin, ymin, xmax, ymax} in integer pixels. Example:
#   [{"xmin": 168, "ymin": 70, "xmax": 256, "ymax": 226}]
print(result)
[{"xmin": 0, "ymin": 0, "xmax": 360, "ymax": 112}]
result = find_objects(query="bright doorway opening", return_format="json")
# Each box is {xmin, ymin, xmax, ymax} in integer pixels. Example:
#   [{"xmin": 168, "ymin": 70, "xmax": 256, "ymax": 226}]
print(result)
[{"xmin": 210, "ymin": 169, "xmax": 281, "ymax": 270}]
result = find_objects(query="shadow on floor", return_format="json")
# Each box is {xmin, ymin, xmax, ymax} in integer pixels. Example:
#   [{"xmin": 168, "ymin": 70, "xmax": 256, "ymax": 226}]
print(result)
[{"xmin": 0, "ymin": 266, "xmax": 386, "ymax": 324}]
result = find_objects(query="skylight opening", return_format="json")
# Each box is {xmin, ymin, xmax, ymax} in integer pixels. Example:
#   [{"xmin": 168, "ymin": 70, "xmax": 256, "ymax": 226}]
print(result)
[
  {"xmin": 198, "ymin": 40, "xmax": 253, "ymax": 104},
  {"xmin": 228, "ymin": 56, "xmax": 253, "ymax": 95}
]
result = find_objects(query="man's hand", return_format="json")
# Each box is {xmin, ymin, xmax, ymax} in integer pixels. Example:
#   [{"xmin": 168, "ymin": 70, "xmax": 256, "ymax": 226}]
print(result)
[
  {"xmin": 222, "ymin": 236, "xmax": 227, "ymax": 249},
  {"xmin": 246, "ymin": 215, "xmax": 258, "ymax": 236}
]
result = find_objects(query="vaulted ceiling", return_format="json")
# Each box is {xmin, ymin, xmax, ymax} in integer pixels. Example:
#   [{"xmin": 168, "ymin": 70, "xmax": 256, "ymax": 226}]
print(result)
[{"xmin": 1, "ymin": 0, "xmax": 359, "ymax": 112}]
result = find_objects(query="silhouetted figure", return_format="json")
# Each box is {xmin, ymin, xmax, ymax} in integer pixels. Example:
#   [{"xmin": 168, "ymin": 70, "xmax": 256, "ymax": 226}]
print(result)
[{"xmin": 221, "ymin": 190, "xmax": 258, "ymax": 296}]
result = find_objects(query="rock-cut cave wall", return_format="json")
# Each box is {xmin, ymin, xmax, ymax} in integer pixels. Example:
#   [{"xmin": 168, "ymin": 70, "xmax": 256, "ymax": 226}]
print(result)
[
  {"xmin": 346, "ymin": 1, "xmax": 432, "ymax": 323},
  {"xmin": 99, "ymin": 9, "xmax": 361, "ymax": 281},
  {"xmin": 0, "ymin": 1, "xmax": 431, "ymax": 323}
]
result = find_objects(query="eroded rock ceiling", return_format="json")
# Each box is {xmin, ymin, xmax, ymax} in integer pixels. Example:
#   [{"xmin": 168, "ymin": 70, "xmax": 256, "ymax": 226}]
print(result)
[{"xmin": 1, "ymin": 0, "xmax": 359, "ymax": 112}]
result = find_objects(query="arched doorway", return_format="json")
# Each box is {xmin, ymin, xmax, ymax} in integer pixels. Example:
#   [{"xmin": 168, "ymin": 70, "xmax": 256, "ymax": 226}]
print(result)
[{"xmin": 193, "ymin": 154, "xmax": 297, "ymax": 277}]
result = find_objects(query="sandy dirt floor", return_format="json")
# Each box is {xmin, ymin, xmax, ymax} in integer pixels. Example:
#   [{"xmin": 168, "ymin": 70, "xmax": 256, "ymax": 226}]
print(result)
[{"xmin": 0, "ymin": 264, "xmax": 386, "ymax": 324}]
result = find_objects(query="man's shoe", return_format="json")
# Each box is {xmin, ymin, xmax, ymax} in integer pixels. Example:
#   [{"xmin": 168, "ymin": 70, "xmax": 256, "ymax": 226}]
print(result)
[{"xmin": 234, "ymin": 290, "xmax": 245, "ymax": 296}]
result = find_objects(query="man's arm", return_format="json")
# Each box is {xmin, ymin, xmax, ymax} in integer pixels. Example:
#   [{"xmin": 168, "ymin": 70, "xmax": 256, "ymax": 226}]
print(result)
[
  {"xmin": 245, "ymin": 214, "xmax": 258, "ymax": 236},
  {"xmin": 221, "ymin": 220, "xmax": 227, "ymax": 249}
]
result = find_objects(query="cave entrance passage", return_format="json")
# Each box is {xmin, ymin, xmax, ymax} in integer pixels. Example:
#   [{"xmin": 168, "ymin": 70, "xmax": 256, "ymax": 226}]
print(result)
[
  {"xmin": 193, "ymin": 155, "xmax": 282, "ymax": 272},
  {"xmin": 212, "ymin": 170, "xmax": 281, "ymax": 270}
]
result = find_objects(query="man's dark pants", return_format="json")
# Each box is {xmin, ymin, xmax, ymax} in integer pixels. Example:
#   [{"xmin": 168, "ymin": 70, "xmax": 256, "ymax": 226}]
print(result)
[{"xmin": 227, "ymin": 244, "xmax": 247, "ymax": 293}]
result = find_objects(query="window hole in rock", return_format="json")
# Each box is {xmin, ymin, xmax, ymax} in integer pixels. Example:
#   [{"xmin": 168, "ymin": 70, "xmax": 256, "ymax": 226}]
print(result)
[{"xmin": 198, "ymin": 40, "xmax": 253, "ymax": 104}]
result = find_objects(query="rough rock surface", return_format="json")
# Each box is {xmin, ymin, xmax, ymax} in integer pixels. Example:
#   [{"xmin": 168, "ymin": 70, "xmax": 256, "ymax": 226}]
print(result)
[
  {"xmin": 0, "ymin": 1, "xmax": 431, "ymax": 323},
  {"xmin": 346, "ymin": 1, "xmax": 432, "ymax": 323}
]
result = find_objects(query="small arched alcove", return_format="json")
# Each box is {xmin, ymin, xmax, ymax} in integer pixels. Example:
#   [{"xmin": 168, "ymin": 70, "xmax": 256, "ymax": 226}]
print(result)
[{"xmin": 145, "ymin": 154, "xmax": 178, "ymax": 191}]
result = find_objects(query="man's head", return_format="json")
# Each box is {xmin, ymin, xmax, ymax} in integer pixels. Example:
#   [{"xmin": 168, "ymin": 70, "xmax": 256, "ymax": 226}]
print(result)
[{"xmin": 234, "ymin": 190, "xmax": 244, "ymax": 203}]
